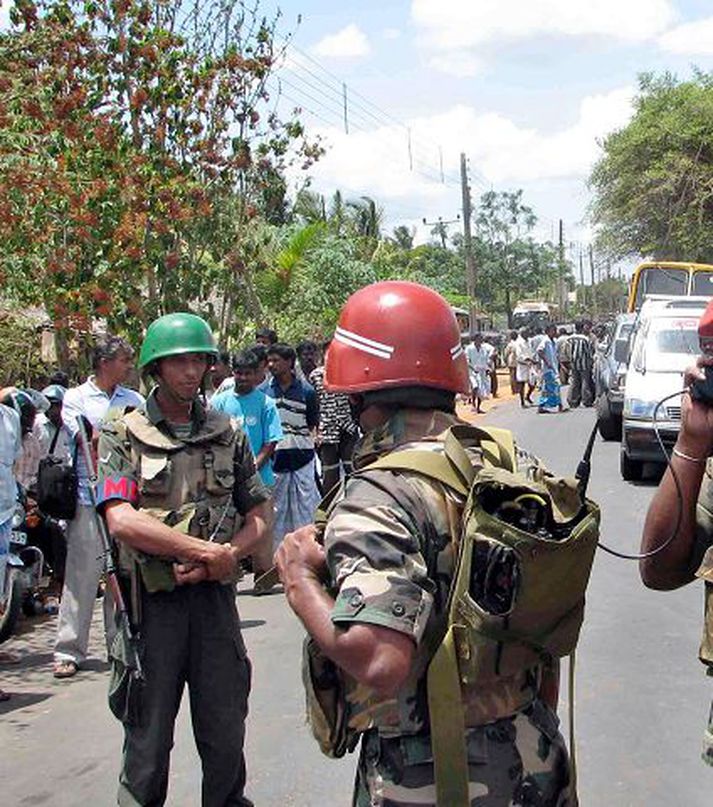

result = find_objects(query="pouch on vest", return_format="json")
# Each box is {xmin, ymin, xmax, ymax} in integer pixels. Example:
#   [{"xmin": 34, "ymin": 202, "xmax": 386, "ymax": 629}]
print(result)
[
  {"xmin": 108, "ymin": 620, "xmax": 145, "ymax": 726},
  {"xmin": 695, "ymin": 547, "xmax": 713, "ymax": 667},
  {"xmin": 366, "ymin": 425, "xmax": 599, "ymax": 807},
  {"xmin": 303, "ymin": 637, "xmax": 360, "ymax": 758}
]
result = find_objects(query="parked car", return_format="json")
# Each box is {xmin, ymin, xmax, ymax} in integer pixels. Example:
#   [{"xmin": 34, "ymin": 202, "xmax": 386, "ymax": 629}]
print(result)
[
  {"xmin": 620, "ymin": 297, "xmax": 706, "ymax": 481},
  {"xmin": 594, "ymin": 313, "xmax": 636, "ymax": 440}
]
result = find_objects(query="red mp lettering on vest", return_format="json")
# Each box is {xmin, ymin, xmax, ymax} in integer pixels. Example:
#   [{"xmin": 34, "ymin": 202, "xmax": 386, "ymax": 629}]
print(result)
[{"xmin": 101, "ymin": 476, "xmax": 139, "ymax": 505}]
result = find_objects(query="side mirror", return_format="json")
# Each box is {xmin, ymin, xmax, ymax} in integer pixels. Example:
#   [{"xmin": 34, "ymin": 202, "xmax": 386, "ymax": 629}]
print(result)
[{"xmin": 613, "ymin": 338, "xmax": 629, "ymax": 364}]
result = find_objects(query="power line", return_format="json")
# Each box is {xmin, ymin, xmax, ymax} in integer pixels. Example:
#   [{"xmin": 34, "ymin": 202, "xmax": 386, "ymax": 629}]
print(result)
[{"xmin": 277, "ymin": 38, "xmax": 469, "ymax": 190}]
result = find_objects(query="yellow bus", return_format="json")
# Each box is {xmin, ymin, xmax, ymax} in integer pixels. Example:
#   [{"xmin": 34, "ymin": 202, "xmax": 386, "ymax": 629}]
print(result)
[{"xmin": 628, "ymin": 261, "xmax": 713, "ymax": 312}]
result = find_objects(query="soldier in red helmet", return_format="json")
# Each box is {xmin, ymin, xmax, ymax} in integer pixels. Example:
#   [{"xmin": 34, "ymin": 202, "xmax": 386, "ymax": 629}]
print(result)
[{"xmin": 276, "ymin": 281, "xmax": 574, "ymax": 806}]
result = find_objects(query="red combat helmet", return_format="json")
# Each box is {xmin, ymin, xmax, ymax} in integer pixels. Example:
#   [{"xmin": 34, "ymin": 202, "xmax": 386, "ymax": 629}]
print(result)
[{"xmin": 325, "ymin": 281, "xmax": 470, "ymax": 394}]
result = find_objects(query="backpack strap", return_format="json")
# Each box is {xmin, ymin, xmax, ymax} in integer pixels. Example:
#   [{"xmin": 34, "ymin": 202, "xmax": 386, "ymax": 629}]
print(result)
[
  {"xmin": 362, "ymin": 424, "xmax": 516, "ymax": 496},
  {"xmin": 427, "ymin": 624, "xmax": 470, "ymax": 806}
]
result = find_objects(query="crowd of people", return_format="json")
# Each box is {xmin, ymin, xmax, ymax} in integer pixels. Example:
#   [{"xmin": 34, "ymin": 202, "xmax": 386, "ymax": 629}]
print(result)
[
  {"xmin": 465, "ymin": 318, "xmax": 605, "ymax": 415},
  {"xmin": 0, "ymin": 326, "xmax": 359, "ymax": 690}
]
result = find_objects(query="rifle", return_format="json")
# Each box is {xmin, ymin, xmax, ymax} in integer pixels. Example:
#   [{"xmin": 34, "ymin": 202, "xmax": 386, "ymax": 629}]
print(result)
[{"xmin": 76, "ymin": 416, "xmax": 145, "ymax": 688}]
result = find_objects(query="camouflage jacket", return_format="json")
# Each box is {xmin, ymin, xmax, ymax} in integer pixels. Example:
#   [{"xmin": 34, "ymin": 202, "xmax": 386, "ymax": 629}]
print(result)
[
  {"xmin": 325, "ymin": 407, "xmax": 541, "ymax": 738},
  {"xmin": 96, "ymin": 390, "xmax": 269, "ymax": 586}
]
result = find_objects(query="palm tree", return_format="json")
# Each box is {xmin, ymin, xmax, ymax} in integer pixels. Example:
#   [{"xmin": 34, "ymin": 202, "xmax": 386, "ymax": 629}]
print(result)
[{"xmin": 346, "ymin": 195, "xmax": 384, "ymax": 239}]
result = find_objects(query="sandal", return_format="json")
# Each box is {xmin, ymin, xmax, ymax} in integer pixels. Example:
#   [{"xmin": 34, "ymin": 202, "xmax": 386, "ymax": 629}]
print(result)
[{"xmin": 53, "ymin": 660, "xmax": 78, "ymax": 679}]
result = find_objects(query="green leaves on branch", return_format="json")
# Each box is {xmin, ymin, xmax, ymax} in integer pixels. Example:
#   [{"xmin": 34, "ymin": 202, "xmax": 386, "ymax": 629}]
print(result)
[{"xmin": 590, "ymin": 69, "xmax": 713, "ymax": 262}]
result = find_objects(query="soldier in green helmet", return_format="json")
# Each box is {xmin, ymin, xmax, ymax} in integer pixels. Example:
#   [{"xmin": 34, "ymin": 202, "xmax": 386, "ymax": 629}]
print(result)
[{"xmin": 95, "ymin": 312, "xmax": 270, "ymax": 806}]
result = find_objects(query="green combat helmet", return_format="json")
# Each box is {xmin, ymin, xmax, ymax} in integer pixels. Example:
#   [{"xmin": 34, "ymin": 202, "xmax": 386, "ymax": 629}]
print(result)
[{"xmin": 138, "ymin": 312, "xmax": 218, "ymax": 369}]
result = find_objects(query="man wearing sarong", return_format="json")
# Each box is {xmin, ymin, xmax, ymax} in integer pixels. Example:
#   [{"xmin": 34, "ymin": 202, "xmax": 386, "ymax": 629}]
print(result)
[
  {"xmin": 537, "ymin": 323, "xmax": 564, "ymax": 414},
  {"xmin": 265, "ymin": 343, "xmax": 320, "ymax": 549}
]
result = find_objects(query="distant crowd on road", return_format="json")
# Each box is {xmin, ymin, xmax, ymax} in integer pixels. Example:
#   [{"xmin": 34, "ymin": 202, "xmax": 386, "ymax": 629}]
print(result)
[{"xmin": 464, "ymin": 317, "xmax": 608, "ymax": 416}]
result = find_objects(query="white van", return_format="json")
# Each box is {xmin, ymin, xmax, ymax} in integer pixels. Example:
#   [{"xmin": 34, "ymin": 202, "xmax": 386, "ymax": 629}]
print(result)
[{"xmin": 620, "ymin": 296, "xmax": 706, "ymax": 481}]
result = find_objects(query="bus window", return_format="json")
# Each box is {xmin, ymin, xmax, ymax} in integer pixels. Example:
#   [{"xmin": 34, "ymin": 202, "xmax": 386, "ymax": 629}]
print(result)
[
  {"xmin": 691, "ymin": 271, "xmax": 713, "ymax": 296},
  {"xmin": 634, "ymin": 266, "xmax": 687, "ymax": 309}
]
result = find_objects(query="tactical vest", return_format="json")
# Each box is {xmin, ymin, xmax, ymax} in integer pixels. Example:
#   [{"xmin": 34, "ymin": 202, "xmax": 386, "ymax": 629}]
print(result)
[
  {"xmin": 116, "ymin": 408, "xmax": 241, "ymax": 592},
  {"xmin": 304, "ymin": 424, "xmax": 599, "ymax": 806}
]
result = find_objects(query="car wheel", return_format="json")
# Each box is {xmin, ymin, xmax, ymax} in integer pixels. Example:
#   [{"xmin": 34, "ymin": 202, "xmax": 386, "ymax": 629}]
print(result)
[
  {"xmin": 620, "ymin": 449, "xmax": 643, "ymax": 482},
  {"xmin": 596, "ymin": 395, "xmax": 622, "ymax": 441}
]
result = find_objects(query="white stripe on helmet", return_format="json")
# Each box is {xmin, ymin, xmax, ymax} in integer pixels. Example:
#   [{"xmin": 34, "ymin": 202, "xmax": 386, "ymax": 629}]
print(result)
[
  {"xmin": 334, "ymin": 330, "xmax": 393, "ymax": 359},
  {"xmin": 335, "ymin": 327, "xmax": 395, "ymax": 355}
]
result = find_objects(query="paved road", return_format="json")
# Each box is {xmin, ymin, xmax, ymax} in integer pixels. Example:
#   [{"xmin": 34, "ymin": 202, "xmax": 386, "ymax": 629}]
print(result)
[{"xmin": 0, "ymin": 400, "xmax": 711, "ymax": 805}]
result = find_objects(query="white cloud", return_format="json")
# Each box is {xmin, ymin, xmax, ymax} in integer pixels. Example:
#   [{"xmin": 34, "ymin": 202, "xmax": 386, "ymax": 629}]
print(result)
[
  {"xmin": 659, "ymin": 16, "xmax": 713, "ymax": 55},
  {"xmin": 382, "ymin": 28, "xmax": 401, "ymax": 41},
  {"xmin": 0, "ymin": 3, "xmax": 11, "ymax": 31},
  {"xmin": 295, "ymin": 86, "xmax": 634, "ymax": 232},
  {"xmin": 428, "ymin": 51, "xmax": 482, "ymax": 78},
  {"xmin": 411, "ymin": 0, "xmax": 676, "ymax": 51},
  {"xmin": 311, "ymin": 24, "xmax": 371, "ymax": 59}
]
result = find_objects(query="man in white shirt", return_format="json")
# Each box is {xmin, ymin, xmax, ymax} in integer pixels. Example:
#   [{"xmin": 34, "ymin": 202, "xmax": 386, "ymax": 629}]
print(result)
[
  {"xmin": 514, "ymin": 329, "xmax": 536, "ymax": 407},
  {"xmin": 53, "ymin": 336, "xmax": 144, "ymax": 679}
]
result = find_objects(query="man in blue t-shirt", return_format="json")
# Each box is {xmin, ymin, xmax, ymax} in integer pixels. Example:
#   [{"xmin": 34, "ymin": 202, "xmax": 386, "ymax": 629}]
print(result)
[{"xmin": 212, "ymin": 349, "xmax": 283, "ymax": 591}]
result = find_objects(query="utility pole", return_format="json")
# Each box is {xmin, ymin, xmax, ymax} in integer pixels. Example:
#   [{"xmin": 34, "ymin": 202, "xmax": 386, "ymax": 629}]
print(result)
[
  {"xmin": 460, "ymin": 152, "xmax": 476, "ymax": 334},
  {"xmin": 422, "ymin": 215, "xmax": 460, "ymax": 249},
  {"xmin": 588, "ymin": 244, "xmax": 598, "ymax": 317},
  {"xmin": 342, "ymin": 83, "xmax": 349, "ymax": 134},
  {"xmin": 578, "ymin": 247, "xmax": 586, "ymax": 310},
  {"xmin": 558, "ymin": 219, "xmax": 566, "ymax": 317}
]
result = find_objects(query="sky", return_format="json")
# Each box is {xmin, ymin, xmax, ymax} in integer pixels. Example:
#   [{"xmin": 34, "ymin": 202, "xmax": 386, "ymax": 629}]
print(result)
[
  {"xmin": 261, "ymin": 0, "xmax": 713, "ymax": 264},
  {"xmin": 3, "ymin": 1, "xmax": 713, "ymax": 267}
]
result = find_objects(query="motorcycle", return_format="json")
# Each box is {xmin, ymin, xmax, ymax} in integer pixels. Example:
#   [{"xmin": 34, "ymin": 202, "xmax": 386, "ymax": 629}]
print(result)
[{"xmin": 0, "ymin": 501, "xmax": 50, "ymax": 642}]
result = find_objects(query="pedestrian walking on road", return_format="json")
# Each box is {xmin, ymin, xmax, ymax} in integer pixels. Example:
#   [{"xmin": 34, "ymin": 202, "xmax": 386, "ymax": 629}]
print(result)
[
  {"xmin": 98, "ymin": 313, "xmax": 270, "ymax": 806},
  {"xmin": 53, "ymin": 336, "xmax": 144, "ymax": 680},
  {"xmin": 567, "ymin": 320, "xmax": 595, "ymax": 408},
  {"xmin": 504, "ymin": 330, "xmax": 519, "ymax": 393},
  {"xmin": 465, "ymin": 332, "xmax": 492, "ymax": 413},
  {"xmin": 514, "ymin": 329, "xmax": 535, "ymax": 407},
  {"xmin": 537, "ymin": 323, "xmax": 564, "ymax": 413}
]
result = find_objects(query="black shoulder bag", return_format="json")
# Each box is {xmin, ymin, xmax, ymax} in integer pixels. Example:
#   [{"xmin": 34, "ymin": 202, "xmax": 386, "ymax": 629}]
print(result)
[{"xmin": 37, "ymin": 427, "xmax": 78, "ymax": 520}]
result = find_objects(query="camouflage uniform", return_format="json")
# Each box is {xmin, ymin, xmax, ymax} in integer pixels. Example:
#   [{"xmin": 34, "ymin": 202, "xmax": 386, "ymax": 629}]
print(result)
[
  {"xmin": 96, "ymin": 391, "xmax": 269, "ymax": 806},
  {"xmin": 324, "ymin": 408, "xmax": 573, "ymax": 806},
  {"xmin": 693, "ymin": 462, "xmax": 713, "ymax": 767}
]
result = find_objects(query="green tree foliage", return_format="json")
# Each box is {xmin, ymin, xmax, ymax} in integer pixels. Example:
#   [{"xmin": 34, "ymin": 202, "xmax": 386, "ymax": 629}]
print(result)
[
  {"xmin": 0, "ymin": 0, "xmax": 320, "ymax": 343},
  {"xmin": 473, "ymin": 190, "xmax": 563, "ymax": 323},
  {"xmin": 590, "ymin": 70, "xmax": 713, "ymax": 262}
]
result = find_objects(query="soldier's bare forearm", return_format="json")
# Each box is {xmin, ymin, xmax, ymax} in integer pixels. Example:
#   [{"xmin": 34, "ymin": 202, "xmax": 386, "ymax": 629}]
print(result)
[
  {"xmin": 640, "ymin": 446, "xmax": 705, "ymax": 590},
  {"xmin": 286, "ymin": 574, "xmax": 414, "ymax": 696},
  {"xmin": 104, "ymin": 500, "xmax": 212, "ymax": 563},
  {"xmin": 231, "ymin": 503, "xmax": 269, "ymax": 559}
]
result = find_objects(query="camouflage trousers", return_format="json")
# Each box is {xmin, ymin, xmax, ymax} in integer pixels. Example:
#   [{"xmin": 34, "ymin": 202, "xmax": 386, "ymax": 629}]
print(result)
[{"xmin": 352, "ymin": 700, "xmax": 574, "ymax": 807}]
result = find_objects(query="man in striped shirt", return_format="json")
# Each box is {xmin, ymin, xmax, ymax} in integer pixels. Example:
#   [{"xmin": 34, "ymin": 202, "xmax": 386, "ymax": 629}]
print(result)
[
  {"xmin": 265, "ymin": 344, "xmax": 321, "ymax": 548},
  {"xmin": 567, "ymin": 320, "xmax": 595, "ymax": 408},
  {"xmin": 309, "ymin": 339, "xmax": 359, "ymax": 493}
]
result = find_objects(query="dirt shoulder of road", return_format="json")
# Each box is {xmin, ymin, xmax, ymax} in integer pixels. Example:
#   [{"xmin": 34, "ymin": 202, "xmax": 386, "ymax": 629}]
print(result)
[{"xmin": 456, "ymin": 369, "xmax": 518, "ymax": 424}]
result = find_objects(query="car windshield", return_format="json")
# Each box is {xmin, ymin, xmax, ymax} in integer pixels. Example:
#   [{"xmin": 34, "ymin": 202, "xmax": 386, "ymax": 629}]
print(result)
[
  {"xmin": 644, "ymin": 317, "xmax": 700, "ymax": 371},
  {"xmin": 690, "ymin": 271, "xmax": 713, "ymax": 296},
  {"xmin": 635, "ymin": 267, "xmax": 688, "ymax": 308}
]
